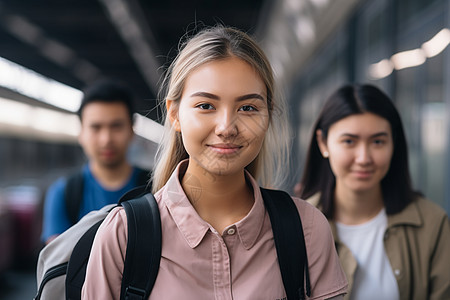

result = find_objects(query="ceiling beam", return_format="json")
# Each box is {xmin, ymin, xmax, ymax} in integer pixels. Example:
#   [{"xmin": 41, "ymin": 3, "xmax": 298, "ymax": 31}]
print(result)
[{"xmin": 98, "ymin": 0, "xmax": 162, "ymax": 95}]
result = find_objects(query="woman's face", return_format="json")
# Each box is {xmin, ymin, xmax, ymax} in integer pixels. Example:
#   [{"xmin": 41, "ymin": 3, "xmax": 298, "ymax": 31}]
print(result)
[
  {"xmin": 317, "ymin": 112, "xmax": 394, "ymax": 195},
  {"xmin": 168, "ymin": 56, "xmax": 270, "ymax": 179}
]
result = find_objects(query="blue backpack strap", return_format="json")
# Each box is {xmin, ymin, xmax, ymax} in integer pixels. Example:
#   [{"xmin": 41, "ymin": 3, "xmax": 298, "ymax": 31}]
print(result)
[
  {"xmin": 260, "ymin": 188, "xmax": 311, "ymax": 300},
  {"xmin": 120, "ymin": 192, "xmax": 161, "ymax": 300}
]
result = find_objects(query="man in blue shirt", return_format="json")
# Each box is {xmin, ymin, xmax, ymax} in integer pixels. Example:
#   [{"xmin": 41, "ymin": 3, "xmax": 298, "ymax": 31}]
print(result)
[{"xmin": 41, "ymin": 79, "xmax": 149, "ymax": 244}]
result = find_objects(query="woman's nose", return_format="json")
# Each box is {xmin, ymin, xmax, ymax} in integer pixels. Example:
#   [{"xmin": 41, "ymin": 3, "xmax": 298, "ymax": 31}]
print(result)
[
  {"xmin": 215, "ymin": 111, "xmax": 238, "ymax": 138},
  {"xmin": 355, "ymin": 145, "xmax": 372, "ymax": 164}
]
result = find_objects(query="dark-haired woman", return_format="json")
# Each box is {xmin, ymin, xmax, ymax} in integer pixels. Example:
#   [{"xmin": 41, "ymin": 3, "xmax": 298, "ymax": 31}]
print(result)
[{"xmin": 299, "ymin": 84, "xmax": 449, "ymax": 300}]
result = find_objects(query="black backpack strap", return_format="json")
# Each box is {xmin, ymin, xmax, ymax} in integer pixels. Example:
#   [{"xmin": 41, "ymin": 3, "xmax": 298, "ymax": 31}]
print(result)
[
  {"xmin": 65, "ymin": 219, "xmax": 106, "ymax": 299},
  {"xmin": 135, "ymin": 167, "xmax": 151, "ymax": 187},
  {"xmin": 65, "ymin": 170, "xmax": 85, "ymax": 225},
  {"xmin": 65, "ymin": 189, "xmax": 160, "ymax": 300},
  {"xmin": 260, "ymin": 188, "xmax": 311, "ymax": 300},
  {"xmin": 120, "ymin": 193, "xmax": 161, "ymax": 300},
  {"xmin": 119, "ymin": 184, "xmax": 151, "ymax": 203},
  {"xmin": 65, "ymin": 168, "xmax": 150, "ymax": 227}
]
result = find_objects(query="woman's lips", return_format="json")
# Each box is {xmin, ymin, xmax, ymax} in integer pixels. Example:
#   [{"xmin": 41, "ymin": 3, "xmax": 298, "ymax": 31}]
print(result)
[
  {"xmin": 352, "ymin": 170, "xmax": 373, "ymax": 179},
  {"xmin": 208, "ymin": 143, "xmax": 242, "ymax": 155}
]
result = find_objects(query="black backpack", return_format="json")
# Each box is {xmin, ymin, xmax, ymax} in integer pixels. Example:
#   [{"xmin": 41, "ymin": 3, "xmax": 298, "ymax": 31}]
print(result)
[
  {"xmin": 64, "ymin": 167, "xmax": 150, "ymax": 225},
  {"xmin": 36, "ymin": 187, "xmax": 311, "ymax": 300}
]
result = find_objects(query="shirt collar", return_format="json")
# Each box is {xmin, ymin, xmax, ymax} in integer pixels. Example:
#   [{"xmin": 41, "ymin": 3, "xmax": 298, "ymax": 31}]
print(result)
[
  {"xmin": 328, "ymin": 199, "xmax": 423, "ymax": 243},
  {"xmin": 161, "ymin": 159, "xmax": 265, "ymax": 250},
  {"xmin": 309, "ymin": 192, "xmax": 422, "ymax": 230},
  {"xmin": 387, "ymin": 199, "xmax": 422, "ymax": 228}
]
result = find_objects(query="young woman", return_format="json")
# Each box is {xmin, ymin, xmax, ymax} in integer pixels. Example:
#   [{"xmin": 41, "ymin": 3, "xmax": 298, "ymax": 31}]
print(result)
[
  {"xmin": 299, "ymin": 84, "xmax": 450, "ymax": 300},
  {"xmin": 82, "ymin": 26, "xmax": 347, "ymax": 299}
]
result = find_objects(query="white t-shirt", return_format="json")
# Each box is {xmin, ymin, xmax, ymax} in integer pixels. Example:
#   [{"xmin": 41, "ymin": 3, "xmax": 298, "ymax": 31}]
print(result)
[{"xmin": 336, "ymin": 208, "xmax": 400, "ymax": 300}]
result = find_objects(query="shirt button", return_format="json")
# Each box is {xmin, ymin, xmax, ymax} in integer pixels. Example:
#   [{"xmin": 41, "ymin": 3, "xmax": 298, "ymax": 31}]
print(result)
[
  {"xmin": 227, "ymin": 228, "xmax": 236, "ymax": 235},
  {"xmin": 394, "ymin": 269, "xmax": 401, "ymax": 276}
]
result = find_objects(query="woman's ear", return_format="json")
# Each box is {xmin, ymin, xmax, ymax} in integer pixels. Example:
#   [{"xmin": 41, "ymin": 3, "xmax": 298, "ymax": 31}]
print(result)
[
  {"xmin": 316, "ymin": 129, "xmax": 329, "ymax": 158},
  {"xmin": 166, "ymin": 100, "xmax": 181, "ymax": 132}
]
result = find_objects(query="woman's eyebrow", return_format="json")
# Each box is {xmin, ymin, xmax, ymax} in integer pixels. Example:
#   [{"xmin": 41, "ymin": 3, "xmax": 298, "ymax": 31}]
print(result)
[
  {"xmin": 190, "ymin": 91, "xmax": 265, "ymax": 102},
  {"xmin": 236, "ymin": 93, "xmax": 265, "ymax": 102},
  {"xmin": 370, "ymin": 132, "xmax": 389, "ymax": 138},
  {"xmin": 340, "ymin": 132, "xmax": 389, "ymax": 138},
  {"xmin": 190, "ymin": 91, "xmax": 219, "ymax": 99}
]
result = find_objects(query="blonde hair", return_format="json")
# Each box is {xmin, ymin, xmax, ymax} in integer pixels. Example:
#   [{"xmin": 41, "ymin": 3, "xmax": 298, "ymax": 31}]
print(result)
[{"xmin": 152, "ymin": 26, "xmax": 291, "ymax": 193}]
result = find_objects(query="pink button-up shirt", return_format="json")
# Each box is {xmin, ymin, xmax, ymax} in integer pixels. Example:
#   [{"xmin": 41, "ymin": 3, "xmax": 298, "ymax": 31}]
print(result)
[{"xmin": 82, "ymin": 161, "xmax": 347, "ymax": 299}]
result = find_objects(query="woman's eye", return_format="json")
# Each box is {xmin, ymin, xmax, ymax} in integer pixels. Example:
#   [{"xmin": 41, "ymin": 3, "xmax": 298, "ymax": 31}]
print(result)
[
  {"xmin": 197, "ymin": 103, "xmax": 214, "ymax": 110},
  {"xmin": 342, "ymin": 139, "xmax": 354, "ymax": 145},
  {"xmin": 239, "ymin": 105, "xmax": 257, "ymax": 112},
  {"xmin": 373, "ymin": 139, "xmax": 385, "ymax": 145}
]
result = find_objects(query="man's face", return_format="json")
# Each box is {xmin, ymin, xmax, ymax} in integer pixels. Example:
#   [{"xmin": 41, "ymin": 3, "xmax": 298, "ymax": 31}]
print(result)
[{"xmin": 78, "ymin": 101, "xmax": 134, "ymax": 169}]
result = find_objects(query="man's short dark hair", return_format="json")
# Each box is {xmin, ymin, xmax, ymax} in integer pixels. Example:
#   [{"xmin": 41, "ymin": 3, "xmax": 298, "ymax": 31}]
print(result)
[{"xmin": 77, "ymin": 78, "xmax": 136, "ymax": 123}]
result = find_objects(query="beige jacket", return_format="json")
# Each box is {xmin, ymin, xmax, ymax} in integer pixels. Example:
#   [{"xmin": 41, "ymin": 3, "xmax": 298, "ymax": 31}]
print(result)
[{"xmin": 308, "ymin": 194, "xmax": 450, "ymax": 300}]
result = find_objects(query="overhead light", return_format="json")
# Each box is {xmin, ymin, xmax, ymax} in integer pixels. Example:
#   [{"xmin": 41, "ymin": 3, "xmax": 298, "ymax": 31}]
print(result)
[
  {"xmin": 31, "ymin": 107, "xmax": 80, "ymax": 136},
  {"xmin": 0, "ymin": 97, "xmax": 30, "ymax": 127},
  {"xmin": 368, "ymin": 59, "xmax": 393, "ymax": 79},
  {"xmin": 421, "ymin": 28, "xmax": 450, "ymax": 58},
  {"xmin": 0, "ymin": 56, "xmax": 162, "ymax": 144},
  {"xmin": 133, "ymin": 113, "xmax": 164, "ymax": 144},
  {"xmin": 0, "ymin": 57, "xmax": 82, "ymax": 112},
  {"xmin": 0, "ymin": 95, "xmax": 164, "ymax": 144},
  {"xmin": 0, "ymin": 96, "xmax": 80, "ymax": 141},
  {"xmin": 391, "ymin": 49, "xmax": 426, "ymax": 70},
  {"xmin": 368, "ymin": 27, "xmax": 449, "ymax": 79}
]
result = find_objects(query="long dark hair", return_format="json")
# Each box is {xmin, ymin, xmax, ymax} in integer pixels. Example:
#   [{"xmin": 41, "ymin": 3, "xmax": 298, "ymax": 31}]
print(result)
[{"xmin": 299, "ymin": 84, "xmax": 417, "ymax": 219}]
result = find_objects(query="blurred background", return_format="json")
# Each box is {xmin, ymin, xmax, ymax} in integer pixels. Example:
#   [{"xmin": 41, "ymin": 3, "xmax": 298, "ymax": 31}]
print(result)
[{"xmin": 0, "ymin": 0, "xmax": 449, "ymax": 298}]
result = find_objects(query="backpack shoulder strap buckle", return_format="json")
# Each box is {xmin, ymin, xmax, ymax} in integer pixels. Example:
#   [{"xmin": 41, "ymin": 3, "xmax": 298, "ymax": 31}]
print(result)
[{"xmin": 125, "ymin": 286, "xmax": 146, "ymax": 300}]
